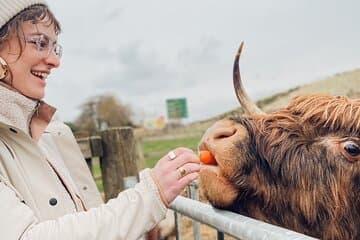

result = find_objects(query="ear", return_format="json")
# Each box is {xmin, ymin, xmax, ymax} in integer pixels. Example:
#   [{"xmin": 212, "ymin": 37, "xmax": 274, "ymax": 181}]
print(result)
[{"xmin": 0, "ymin": 57, "xmax": 9, "ymax": 80}]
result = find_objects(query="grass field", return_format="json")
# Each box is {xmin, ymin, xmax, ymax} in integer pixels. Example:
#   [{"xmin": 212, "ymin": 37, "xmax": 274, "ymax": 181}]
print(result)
[
  {"xmin": 142, "ymin": 135, "xmax": 201, "ymax": 167},
  {"xmin": 92, "ymin": 134, "xmax": 202, "ymax": 192},
  {"xmin": 91, "ymin": 158, "xmax": 103, "ymax": 192}
]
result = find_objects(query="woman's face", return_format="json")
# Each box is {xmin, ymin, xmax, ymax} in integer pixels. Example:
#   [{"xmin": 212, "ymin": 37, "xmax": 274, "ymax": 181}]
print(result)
[{"xmin": 0, "ymin": 19, "xmax": 61, "ymax": 100}]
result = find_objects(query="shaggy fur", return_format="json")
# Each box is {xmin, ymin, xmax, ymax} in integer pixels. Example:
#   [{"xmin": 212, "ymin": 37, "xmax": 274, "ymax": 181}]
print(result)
[{"xmin": 201, "ymin": 94, "xmax": 360, "ymax": 239}]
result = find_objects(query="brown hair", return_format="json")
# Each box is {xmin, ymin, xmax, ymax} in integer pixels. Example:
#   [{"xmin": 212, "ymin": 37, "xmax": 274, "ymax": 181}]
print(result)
[
  {"xmin": 0, "ymin": 4, "xmax": 61, "ymax": 54},
  {"xmin": 232, "ymin": 95, "xmax": 360, "ymax": 238}
]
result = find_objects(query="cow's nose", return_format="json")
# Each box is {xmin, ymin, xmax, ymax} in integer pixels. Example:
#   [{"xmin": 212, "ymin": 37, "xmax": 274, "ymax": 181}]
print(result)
[
  {"xmin": 201, "ymin": 119, "xmax": 238, "ymax": 145},
  {"xmin": 212, "ymin": 126, "xmax": 237, "ymax": 140}
]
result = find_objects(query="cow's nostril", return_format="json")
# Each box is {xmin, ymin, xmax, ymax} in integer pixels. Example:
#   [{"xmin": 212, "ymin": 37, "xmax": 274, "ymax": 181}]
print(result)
[{"xmin": 213, "ymin": 128, "xmax": 237, "ymax": 140}]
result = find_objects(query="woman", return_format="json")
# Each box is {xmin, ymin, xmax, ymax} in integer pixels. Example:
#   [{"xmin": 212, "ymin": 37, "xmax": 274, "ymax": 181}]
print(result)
[{"xmin": 0, "ymin": 1, "xmax": 201, "ymax": 239}]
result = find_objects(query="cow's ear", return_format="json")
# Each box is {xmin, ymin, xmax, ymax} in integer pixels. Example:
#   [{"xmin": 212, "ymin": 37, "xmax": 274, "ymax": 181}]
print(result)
[{"xmin": 341, "ymin": 140, "xmax": 360, "ymax": 163}]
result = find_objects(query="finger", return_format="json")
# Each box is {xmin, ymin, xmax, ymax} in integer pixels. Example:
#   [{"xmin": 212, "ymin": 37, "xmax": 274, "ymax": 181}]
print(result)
[
  {"xmin": 159, "ymin": 147, "xmax": 194, "ymax": 164},
  {"xmin": 167, "ymin": 147, "xmax": 194, "ymax": 160},
  {"xmin": 173, "ymin": 151, "xmax": 200, "ymax": 167},
  {"xmin": 177, "ymin": 172, "xmax": 199, "ymax": 188},
  {"xmin": 179, "ymin": 162, "xmax": 201, "ymax": 175},
  {"xmin": 154, "ymin": 150, "xmax": 200, "ymax": 189},
  {"xmin": 167, "ymin": 172, "xmax": 199, "ymax": 198},
  {"xmin": 162, "ymin": 162, "xmax": 199, "ymax": 186},
  {"xmin": 174, "ymin": 147, "xmax": 195, "ymax": 154}
]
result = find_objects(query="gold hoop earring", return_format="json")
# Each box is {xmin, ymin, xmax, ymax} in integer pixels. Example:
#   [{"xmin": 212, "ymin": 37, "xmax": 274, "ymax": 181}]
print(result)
[{"xmin": 0, "ymin": 57, "xmax": 9, "ymax": 80}]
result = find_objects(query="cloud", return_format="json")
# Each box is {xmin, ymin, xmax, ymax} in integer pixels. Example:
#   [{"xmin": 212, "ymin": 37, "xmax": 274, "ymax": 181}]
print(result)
[
  {"xmin": 46, "ymin": 0, "xmax": 360, "ymax": 123},
  {"xmin": 89, "ymin": 42, "xmax": 177, "ymax": 96}
]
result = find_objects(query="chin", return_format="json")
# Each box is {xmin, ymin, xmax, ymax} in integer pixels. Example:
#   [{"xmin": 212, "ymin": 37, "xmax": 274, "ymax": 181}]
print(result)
[
  {"xmin": 26, "ymin": 92, "xmax": 45, "ymax": 100},
  {"xmin": 34, "ymin": 93, "xmax": 45, "ymax": 100}
]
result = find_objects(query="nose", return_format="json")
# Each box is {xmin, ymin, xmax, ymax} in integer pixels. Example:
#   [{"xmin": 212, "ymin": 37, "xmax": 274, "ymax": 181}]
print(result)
[
  {"xmin": 44, "ymin": 51, "xmax": 61, "ymax": 68},
  {"xmin": 210, "ymin": 124, "xmax": 237, "ymax": 140},
  {"xmin": 200, "ymin": 119, "xmax": 238, "ymax": 147}
]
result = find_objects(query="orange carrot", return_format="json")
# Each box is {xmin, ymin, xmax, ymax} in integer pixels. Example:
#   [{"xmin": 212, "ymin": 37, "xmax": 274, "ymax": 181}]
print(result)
[{"xmin": 199, "ymin": 150, "xmax": 217, "ymax": 165}]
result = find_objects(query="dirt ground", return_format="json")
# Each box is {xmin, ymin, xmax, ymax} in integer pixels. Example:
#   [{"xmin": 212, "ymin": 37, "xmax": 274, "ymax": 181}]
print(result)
[{"xmin": 168, "ymin": 216, "xmax": 237, "ymax": 240}]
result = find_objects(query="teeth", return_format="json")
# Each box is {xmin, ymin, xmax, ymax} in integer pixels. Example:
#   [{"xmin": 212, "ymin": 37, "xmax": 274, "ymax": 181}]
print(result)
[{"xmin": 31, "ymin": 71, "xmax": 48, "ymax": 79}]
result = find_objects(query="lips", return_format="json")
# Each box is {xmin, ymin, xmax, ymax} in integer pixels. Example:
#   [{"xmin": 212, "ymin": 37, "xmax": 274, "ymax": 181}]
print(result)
[
  {"xmin": 31, "ymin": 70, "xmax": 49, "ymax": 80},
  {"xmin": 199, "ymin": 147, "xmax": 221, "ymax": 175}
]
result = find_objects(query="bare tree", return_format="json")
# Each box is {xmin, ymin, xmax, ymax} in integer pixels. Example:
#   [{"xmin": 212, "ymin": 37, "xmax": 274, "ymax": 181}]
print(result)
[{"xmin": 74, "ymin": 94, "xmax": 133, "ymax": 134}]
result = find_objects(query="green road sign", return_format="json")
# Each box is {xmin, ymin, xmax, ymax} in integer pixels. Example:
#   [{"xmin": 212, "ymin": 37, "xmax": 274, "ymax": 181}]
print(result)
[{"xmin": 166, "ymin": 98, "xmax": 188, "ymax": 119}]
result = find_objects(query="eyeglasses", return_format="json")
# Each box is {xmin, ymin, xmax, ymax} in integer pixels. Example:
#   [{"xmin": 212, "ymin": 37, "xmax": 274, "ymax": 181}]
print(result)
[{"xmin": 24, "ymin": 34, "xmax": 63, "ymax": 58}]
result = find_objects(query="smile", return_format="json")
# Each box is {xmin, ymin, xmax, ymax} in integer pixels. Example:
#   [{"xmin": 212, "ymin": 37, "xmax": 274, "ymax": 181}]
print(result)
[{"xmin": 31, "ymin": 70, "xmax": 48, "ymax": 80}]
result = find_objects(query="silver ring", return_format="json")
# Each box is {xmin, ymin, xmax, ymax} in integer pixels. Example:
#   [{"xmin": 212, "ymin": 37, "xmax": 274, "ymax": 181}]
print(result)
[
  {"xmin": 178, "ymin": 167, "xmax": 186, "ymax": 177},
  {"xmin": 167, "ymin": 150, "xmax": 177, "ymax": 160}
]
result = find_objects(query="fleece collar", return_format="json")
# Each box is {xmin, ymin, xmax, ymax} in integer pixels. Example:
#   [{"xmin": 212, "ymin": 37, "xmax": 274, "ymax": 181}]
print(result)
[{"xmin": 0, "ymin": 82, "xmax": 56, "ymax": 141}]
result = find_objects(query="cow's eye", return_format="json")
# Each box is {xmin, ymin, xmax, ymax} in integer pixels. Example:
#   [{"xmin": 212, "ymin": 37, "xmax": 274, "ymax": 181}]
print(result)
[{"xmin": 344, "ymin": 142, "xmax": 360, "ymax": 156}]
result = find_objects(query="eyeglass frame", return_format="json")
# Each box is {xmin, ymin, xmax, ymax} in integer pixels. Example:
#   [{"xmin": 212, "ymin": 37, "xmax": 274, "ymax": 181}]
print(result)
[{"xmin": 24, "ymin": 33, "xmax": 63, "ymax": 58}]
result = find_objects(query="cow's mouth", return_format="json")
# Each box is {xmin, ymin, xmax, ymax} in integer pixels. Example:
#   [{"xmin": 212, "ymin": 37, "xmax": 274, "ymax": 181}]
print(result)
[
  {"xmin": 198, "ymin": 147, "xmax": 221, "ymax": 174},
  {"xmin": 201, "ymin": 162, "xmax": 220, "ymax": 174},
  {"xmin": 198, "ymin": 146, "xmax": 240, "ymax": 208}
]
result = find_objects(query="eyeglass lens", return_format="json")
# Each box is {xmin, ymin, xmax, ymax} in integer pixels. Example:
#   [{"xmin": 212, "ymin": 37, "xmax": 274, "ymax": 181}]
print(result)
[{"xmin": 25, "ymin": 34, "xmax": 62, "ymax": 58}]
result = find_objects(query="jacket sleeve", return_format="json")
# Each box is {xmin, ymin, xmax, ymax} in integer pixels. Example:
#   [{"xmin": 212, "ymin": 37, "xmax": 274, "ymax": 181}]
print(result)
[
  {"xmin": 2, "ymin": 168, "xmax": 167, "ymax": 240},
  {"xmin": 0, "ymin": 179, "xmax": 37, "ymax": 240}
]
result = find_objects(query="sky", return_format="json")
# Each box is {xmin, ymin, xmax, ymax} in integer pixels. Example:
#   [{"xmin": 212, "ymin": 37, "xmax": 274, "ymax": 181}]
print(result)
[{"xmin": 45, "ymin": 0, "xmax": 360, "ymax": 124}]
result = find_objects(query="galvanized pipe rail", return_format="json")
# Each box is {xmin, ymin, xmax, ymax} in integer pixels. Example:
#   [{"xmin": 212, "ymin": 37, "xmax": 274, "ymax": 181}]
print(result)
[{"xmin": 170, "ymin": 196, "xmax": 318, "ymax": 240}]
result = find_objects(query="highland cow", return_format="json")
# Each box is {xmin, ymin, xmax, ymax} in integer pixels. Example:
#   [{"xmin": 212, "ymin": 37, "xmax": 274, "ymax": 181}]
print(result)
[{"xmin": 199, "ymin": 43, "xmax": 360, "ymax": 240}]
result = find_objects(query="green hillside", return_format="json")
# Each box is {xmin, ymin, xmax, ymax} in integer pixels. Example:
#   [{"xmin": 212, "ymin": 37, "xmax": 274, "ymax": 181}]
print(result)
[
  {"xmin": 260, "ymin": 68, "xmax": 360, "ymax": 113},
  {"xmin": 207, "ymin": 68, "xmax": 360, "ymax": 120}
]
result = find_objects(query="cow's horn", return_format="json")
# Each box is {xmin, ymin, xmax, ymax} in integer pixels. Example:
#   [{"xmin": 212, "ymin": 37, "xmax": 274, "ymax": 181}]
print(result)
[{"xmin": 233, "ymin": 42, "xmax": 264, "ymax": 115}]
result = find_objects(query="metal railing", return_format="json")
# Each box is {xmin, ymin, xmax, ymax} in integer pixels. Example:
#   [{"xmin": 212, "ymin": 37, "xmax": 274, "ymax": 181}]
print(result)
[{"xmin": 170, "ymin": 181, "xmax": 318, "ymax": 240}]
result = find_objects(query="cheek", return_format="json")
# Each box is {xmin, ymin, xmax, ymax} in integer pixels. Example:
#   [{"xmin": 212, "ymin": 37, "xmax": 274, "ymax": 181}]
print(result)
[
  {"xmin": 7, "ymin": 54, "xmax": 35, "ymax": 90},
  {"xmin": 10, "ymin": 67, "xmax": 27, "ymax": 89},
  {"xmin": 199, "ymin": 168, "xmax": 239, "ymax": 208},
  {"xmin": 220, "ymin": 139, "xmax": 252, "ymax": 178}
]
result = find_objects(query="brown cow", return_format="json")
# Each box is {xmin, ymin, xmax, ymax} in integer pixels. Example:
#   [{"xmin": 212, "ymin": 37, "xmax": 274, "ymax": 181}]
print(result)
[{"xmin": 199, "ymin": 42, "xmax": 360, "ymax": 240}]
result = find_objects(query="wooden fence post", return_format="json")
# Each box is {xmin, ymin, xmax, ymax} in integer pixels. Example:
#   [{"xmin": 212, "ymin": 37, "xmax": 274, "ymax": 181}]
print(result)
[
  {"xmin": 76, "ymin": 136, "xmax": 103, "ymax": 176},
  {"xmin": 100, "ymin": 127, "xmax": 143, "ymax": 201}
]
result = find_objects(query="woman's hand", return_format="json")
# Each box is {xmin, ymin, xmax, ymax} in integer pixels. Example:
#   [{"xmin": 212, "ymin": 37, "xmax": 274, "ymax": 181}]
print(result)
[{"xmin": 151, "ymin": 147, "xmax": 201, "ymax": 206}]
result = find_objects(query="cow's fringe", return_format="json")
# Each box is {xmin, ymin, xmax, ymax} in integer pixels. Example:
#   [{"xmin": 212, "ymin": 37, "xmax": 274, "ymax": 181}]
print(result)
[{"xmin": 288, "ymin": 95, "xmax": 360, "ymax": 134}]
